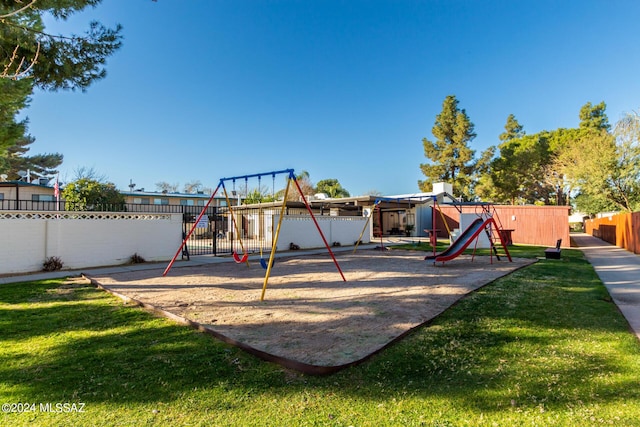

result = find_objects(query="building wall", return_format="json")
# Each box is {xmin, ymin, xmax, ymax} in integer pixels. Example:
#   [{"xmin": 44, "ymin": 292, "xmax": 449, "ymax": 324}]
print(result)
[
  {"xmin": 0, "ymin": 211, "xmax": 182, "ymax": 275},
  {"xmin": 122, "ymin": 194, "xmax": 208, "ymax": 206},
  {"xmin": 0, "ymin": 184, "xmax": 55, "ymax": 203},
  {"xmin": 121, "ymin": 192, "xmax": 225, "ymax": 210},
  {"xmin": 436, "ymin": 205, "xmax": 571, "ymax": 247},
  {"xmin": 276, "ymin": 215, "xmax": 370, "ymax": 249}
]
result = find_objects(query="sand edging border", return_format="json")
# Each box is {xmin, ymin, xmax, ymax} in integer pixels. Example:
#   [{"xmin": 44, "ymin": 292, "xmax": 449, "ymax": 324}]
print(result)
[{"xmin": 82, "ymin": 258, "xmax": 535, "ymax": 375}]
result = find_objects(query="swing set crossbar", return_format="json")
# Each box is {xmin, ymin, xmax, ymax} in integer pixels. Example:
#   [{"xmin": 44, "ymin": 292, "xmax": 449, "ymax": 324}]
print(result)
[{"xmin": 218, "ymin": 169, "xmax": 295, "ymax": 184}]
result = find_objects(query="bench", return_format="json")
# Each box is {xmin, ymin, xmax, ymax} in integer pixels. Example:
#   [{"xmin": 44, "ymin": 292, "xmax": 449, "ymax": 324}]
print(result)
[{"xmin": 545, "ymin": 239, "xmax": 562, "ymax": 259}]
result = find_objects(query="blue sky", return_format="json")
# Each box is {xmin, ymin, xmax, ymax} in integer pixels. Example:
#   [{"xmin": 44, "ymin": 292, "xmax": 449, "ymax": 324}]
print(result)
[{"xmin": 22, "ymin": 0, "xmax": 640, "ymax": 196}]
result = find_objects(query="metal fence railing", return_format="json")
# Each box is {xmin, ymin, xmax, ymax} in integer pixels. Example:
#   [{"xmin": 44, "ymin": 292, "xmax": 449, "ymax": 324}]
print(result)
[
  {"xmin": 0, "ymin": 200, "xmax": 204, "ymax": 212},
  {"xmin": 0, "ymin": 201, "xmax": 277, "ymax": 258}
]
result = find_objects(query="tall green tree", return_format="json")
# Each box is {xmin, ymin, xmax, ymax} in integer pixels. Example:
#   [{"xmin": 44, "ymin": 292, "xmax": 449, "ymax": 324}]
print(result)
[
  {"xmin": 1, "ymin": 0, "xmax": 123, "ymax": 90},
  {"xmin": 479, "ymin": 103, "xmax": 611, "ymax": 206},
  {"xmin": 475, "ymin": 114, "xmax": 524, "ymax": 202},
  {"xmin": 552, "ymin": 130, "xmax": 617, "ymax": 212},
  {"xmin": 555, "ymin": 110, "xmax": 640, "ymax": 214},
  {"xmin": 579, "ymin": 101, "xmax": 610, "ymax": 132},
  {"xmin": 612, "ymin": 111, "xmax": 640, "ymax": 211},
  {"xmin": 490, "ymin": 133, "xmax": 554, "ymax": 204},
  {"xmin": 419, "ymin": 95, "xmax": 476, "ymax": 199},
  {"xmin": 1, "ymin": 0, "xmax": 123, "ymax": 178},
  {"xmin": 499, "ymin": 114, "xmax": 525, "ymax": 142},
  {"xmin": 3, "ymin": 133, "xmax": 63, "ymax": 179},
  {"xmin": 549, "ymin": 102, "xmax": 618, "ymax": 213},
  {"xmin": 0, "ymin": 77, "xmax": 32, "ymax": 174}
]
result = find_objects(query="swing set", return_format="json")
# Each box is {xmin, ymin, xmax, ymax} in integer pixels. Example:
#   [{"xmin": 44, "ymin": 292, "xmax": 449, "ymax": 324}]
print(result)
[
  {"xmin": 223, "ymin": 174, "xmax": 276, "ymax": 268},
  {"xmin": 162, "ymin": 169, "xmax": 346, "ymax": 301}
]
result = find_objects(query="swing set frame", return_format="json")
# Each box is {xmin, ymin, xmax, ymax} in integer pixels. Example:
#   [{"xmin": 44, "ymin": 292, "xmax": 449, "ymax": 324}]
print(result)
[{"xmin": 162, "ymin": 169, "xmax": 346, "ymax": 301}]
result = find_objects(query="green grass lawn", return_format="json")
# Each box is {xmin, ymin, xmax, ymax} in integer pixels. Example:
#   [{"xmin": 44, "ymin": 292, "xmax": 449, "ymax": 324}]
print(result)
[{"xmin": 1, "ymin": 246, "xmax": 639, "ymax": 426}]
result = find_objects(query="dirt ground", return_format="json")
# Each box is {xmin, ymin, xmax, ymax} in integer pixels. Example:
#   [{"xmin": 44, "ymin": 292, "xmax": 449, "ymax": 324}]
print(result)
[{"xmin": 87, "ymin": 249, "xmax": 535, "ymax": 373}]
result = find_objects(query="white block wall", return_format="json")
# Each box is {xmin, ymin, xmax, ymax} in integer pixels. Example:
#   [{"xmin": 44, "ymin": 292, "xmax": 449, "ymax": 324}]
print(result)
[
  {"xmin": 275, "ymin": 215, "xmax": 370, "ymax": 250},
  {"xmin": 0, "ymin": 211, "xmax": 182, "ymax": 275},
  {"xmin": 459, "ymin": 213, "xmax": 491, "ymax": 248}
]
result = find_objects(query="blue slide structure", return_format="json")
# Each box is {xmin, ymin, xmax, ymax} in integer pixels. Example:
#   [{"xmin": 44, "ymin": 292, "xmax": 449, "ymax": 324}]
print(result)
[{"xmin": 425, "ymin": 217, "xmax": 512, "ymax": 263}]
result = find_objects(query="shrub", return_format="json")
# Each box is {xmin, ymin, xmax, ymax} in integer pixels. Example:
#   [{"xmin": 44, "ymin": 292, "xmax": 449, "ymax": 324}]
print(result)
[
  {"xmin": 42, "ymin": 256, "xmax": 64, "ymax": 271},
  {"xmin": 129, "ymin": 253, "xmax": 146, "ymax": 264}
]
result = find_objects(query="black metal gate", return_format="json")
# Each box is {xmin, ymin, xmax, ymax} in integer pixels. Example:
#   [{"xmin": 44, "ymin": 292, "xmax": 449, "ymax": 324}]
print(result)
[
  {"xmin": 182, "ymin": 206, "xmax": 271, "ymax": 258},
  {"xmin": 182, "ymin": 206, "xmax": 221, "ymax": 256}
]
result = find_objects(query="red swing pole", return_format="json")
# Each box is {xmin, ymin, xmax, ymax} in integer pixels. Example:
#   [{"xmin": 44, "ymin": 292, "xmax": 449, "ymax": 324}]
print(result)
[
  {"xmin": 432, "ymin": 195, "xmax": 437, "ymax": 258},
  {"xmin": 290, "ymin": 173, "xmax": 346, "ymax": 282},
  {"xmin": 163, "ymin": 181, "xmax": 222, "ymax": 276}
]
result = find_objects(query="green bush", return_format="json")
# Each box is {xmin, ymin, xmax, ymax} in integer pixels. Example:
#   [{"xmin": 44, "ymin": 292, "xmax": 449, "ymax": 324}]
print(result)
[{"xmin": 42, "ymin": 256, "xmax": 63, "ymax": 271}]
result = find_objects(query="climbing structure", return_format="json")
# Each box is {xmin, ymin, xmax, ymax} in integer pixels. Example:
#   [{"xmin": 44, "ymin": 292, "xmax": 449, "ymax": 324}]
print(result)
[{"xmin": 425, "ymin": 204, "xmax": 512, "ymax": 264}]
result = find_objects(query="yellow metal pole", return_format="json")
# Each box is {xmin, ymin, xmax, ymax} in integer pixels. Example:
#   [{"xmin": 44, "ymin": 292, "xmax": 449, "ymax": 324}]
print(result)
[
  {"xmin": 260, "ymin": 177, "xmax": 291, "ymax": 301},
  {"xmin": 437, "ymin": 204, "xmax": 452, "ymax": 236},
  {"xmin": 353, "ymin": 202, "xmax": 378, "ymax": 253}
]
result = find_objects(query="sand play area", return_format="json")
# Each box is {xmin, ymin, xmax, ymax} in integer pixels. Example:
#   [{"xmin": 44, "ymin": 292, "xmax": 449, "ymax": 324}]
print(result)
[{"xmin": 86, "ymin": 249, "xmax": 535, "ymax": 374}]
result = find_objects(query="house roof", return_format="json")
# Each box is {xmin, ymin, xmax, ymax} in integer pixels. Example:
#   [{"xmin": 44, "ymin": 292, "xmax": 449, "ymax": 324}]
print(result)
[
  {"xmin": 120, "ymin": 190, "xmax": 224, "ymax": 199},
  {"xmin": 0, "ymin": 180, "xmax": 54, "ymax": 190}
]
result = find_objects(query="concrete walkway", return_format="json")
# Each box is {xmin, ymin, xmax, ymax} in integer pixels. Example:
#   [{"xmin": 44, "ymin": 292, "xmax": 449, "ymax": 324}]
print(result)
[{"xmin": 572, "ymin": 233, "xmax": 640, "ymax": 341}]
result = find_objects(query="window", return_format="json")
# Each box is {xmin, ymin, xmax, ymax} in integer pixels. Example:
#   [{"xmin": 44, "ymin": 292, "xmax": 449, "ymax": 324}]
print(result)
[
  {"xmin": 180, "ymin": 199, "xmax": 194, "ymax": 206},
  {"xmin": 154, "ymin": 198, "xmax": 169, "ymax": 205},
  {"xmin": 133, "ymin": 197, "xmax": 150, "ymax": 204},
  {"xmin": 0, "ymin": 193, "xmax": 4, "ymax": 201},
  {"xmin": 32, "ymin": 194, "xmax": 55, "ymax": 202},
  {"xmin": 197, "ymin": 200, "xmax": 205, "ymax": 206}
]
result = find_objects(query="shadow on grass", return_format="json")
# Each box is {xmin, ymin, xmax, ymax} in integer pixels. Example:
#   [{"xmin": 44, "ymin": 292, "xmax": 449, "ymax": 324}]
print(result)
[
  {"xmin": 0, "ymin": 280, "xmax": 288, "ymax": 404},
  {"xmin": 329, "ymin": 251, "xmax": 640, "ymax": 412},
  {"xmin": 1, "ymin": 249, "xmax": 639, "ymax": 420}
]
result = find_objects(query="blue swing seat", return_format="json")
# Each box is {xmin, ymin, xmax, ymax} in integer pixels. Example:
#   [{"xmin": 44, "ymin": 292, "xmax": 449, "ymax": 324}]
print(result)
[{"xmin": 260, "ymin": 257, "xmax": 275, "ymax": 269}]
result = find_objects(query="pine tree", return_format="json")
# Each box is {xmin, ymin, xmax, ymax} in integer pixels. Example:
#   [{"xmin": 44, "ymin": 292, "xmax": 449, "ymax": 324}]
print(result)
[
  {"xmin": 0, "ymin": 0, "xmax": 123, "ymax": 178},
  {"xmin": 419, "ymin": 95, "xmax": 476, "ymax": 199},
  {"xmin": 499, "ymin": 114, "xmax": 525, "ymax": 142},
  {"xmin": 579, "ymin": 101, "xmax": 610, "ymax": 132},
  {"xmin": 1, "ymin": 0, "xmax": 123, "ymax": 91}
]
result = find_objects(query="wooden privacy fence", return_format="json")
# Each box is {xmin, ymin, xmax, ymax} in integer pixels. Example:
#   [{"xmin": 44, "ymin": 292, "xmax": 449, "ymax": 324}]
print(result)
[
  {"xmin": 436, "ymin": 205, "xmax": 571, "ymax": 248},
  {"xmin": 585, "ymin": 212, "xmax": 640, "ymax": 254}
]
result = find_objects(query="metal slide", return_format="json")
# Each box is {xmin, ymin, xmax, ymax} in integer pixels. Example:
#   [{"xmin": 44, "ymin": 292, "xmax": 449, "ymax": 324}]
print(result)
[{"xmin": 425, "ymin": 217, "xmax": 490, "ymax": 263}]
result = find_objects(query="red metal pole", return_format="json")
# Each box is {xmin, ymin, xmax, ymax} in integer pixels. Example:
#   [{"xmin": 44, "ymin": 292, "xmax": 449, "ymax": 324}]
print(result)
[
  {"xmin": 291, "ymin": 176, "xmax": 346, "ymax": 282},
  {"xmin": 432, "ymin": 196, "xmax": 437, "ymax": 257},
  {"xmin": 163, "ymin": 181, "xmax": 222, "ymax": 276}
]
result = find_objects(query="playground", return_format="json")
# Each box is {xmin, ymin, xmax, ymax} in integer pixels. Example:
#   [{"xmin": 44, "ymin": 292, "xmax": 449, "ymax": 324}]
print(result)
[
  {"xmin": 81, "ymin": 169, "xmax": 534, "ymax": 373},
  {"xmin": 88, "ymin": 249, "xmax": 534, "ymax": 373}
]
